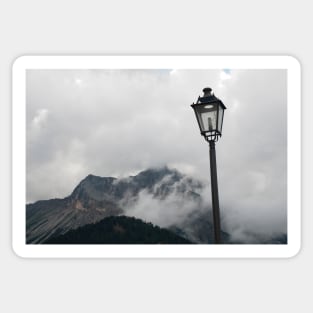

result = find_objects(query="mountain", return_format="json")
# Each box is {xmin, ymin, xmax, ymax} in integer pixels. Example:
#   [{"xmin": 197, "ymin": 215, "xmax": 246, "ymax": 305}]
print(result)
[
  {"xmin": 168, "ymin": 210, "xmax": 230, "ymax": 244},
  {"xmin": 26, "ymin": 167, "xmax": 205, "ymax": 244},
  {"xmin": 44, "ymin": 215, "xmax": 191, "ymax": 244},
  {"xmin": 26, "ymin": 166, "xmax": 287, "ymax": 244}
]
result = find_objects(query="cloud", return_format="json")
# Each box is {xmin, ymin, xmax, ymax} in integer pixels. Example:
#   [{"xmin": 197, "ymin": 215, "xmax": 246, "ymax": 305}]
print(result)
[
  {"xmin": 31, "ymin": 108, "xmax": 49, "ymax": 128},
  {"xmin": 220, "ymin": 70, "xmax": 232, "ymax": 81},
  {"xmin": 26, "ymin": 68, "xmax": 287, "ymax": 238},
  {"xmin": 123, "ymin": 173, "xmax": 206, "ymax": 228}
]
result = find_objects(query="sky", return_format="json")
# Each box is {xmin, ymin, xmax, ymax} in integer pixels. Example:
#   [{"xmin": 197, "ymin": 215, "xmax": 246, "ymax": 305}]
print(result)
[{"xmin": 26, "ymin": 68, "xmax": 287, "ymax": 238}]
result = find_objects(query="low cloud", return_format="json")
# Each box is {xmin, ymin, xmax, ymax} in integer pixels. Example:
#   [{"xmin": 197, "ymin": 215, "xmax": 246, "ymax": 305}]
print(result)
[{"xmin": 123, "ymin": 173, "xmax": 205, "ymax": 228}]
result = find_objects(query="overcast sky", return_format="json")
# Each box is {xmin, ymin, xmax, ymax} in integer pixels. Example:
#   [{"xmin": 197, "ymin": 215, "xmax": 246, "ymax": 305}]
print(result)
[{"xmin": 26, "ymin": 68, "xmax": 287, "ymax": 237}]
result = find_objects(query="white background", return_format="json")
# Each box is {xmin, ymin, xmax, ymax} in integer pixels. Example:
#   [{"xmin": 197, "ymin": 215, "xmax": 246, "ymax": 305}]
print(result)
[{"xmin": 1, "ymin": 1, "xmax": 311, "ymax": 312}]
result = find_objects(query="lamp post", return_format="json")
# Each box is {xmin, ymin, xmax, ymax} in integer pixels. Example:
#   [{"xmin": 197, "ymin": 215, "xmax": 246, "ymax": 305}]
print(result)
[{"xmin": 191, "ymin": 87, "xmax": 226, "ymax": 244}]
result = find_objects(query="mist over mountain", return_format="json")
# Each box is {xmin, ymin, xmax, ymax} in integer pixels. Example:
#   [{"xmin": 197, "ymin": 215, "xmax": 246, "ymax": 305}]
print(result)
[{"xmin": 26, "ymin": 166, "xmax": 287, "ymax": 244}]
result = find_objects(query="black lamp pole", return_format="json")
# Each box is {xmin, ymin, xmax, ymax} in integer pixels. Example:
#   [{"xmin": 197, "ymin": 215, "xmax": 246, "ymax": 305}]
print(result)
[
  {"xmin": 209, "ymin": 140, "xmax": 221, "ymax": 244},
  {"xmin": 191, "ymin": 87, "xmax": 226, "ymax": 244}
]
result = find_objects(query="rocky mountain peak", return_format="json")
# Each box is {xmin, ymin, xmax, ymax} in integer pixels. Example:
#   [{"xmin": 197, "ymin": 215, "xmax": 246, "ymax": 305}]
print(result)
[{"xmin": 26, "ymin": 167, "xmax": 206, "ymax": 244}]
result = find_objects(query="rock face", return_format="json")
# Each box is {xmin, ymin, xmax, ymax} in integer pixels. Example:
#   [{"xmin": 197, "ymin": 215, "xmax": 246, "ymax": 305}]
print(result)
[{"xmin": 26, "ymin": 193, "xmax": 122, "ymax": 244}]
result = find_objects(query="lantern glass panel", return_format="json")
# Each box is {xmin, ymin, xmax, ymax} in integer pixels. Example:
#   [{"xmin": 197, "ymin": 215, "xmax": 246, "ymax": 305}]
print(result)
[
  {"xmin": 196, "ymin": 103, "xmax": 218, "ymax": 133},
  {"xmin": 217, "ymin": 104, "xmax": 224, "ymax": 133}
]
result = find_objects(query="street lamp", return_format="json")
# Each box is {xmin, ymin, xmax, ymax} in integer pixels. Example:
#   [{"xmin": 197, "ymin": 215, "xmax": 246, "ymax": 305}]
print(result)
[{"xmin": 191, "ymin": 87, "xmax": 226, "ymax": 244}]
